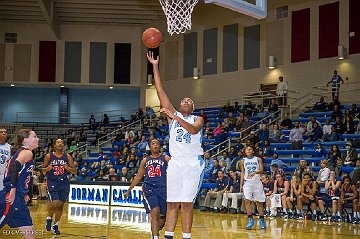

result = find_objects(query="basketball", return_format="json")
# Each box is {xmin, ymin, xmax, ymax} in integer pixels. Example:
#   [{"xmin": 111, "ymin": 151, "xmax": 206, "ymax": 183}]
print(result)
[{"xmin": 142, "ymin": 28, "xmax": 162, "ymax": 49}]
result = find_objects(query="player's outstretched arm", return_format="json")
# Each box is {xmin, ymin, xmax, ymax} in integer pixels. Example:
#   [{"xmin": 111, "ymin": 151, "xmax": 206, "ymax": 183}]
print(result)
[
  {"xmin": 160, "ymin": 109, "xmax": 204, "ymax": 135},
  {"xmin": 124, "ymin": 158, "xmax": 146, "ymax": 199},
  {"xmin": 146, "ymin": 51, "xmax": 176, "ymax": 114},
  {"xmin": 65, "ymin": 153, "xmax": 77, "ymax": 175}
]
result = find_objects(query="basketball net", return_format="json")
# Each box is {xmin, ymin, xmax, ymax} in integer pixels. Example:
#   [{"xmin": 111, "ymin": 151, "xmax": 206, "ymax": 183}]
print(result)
[{"xmin": 159, "ymin": 0, "xmax": 198, "ymax": 35}]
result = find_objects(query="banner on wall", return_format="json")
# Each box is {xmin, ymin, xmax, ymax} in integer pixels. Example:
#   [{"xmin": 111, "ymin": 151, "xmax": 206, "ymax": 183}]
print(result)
[
  {"xmin": 111, "ymin": 185, "xmax": 144, "ymax": 207},
  {"xmin": 69, "ymin": 184, "xmax": 111, "ymax": 205}
]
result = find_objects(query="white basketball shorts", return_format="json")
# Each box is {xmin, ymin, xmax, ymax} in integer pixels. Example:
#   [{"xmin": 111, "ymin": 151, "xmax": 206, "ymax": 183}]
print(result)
[
  {"xmin": 243, "ymin": 179, "xmax": 266, "ymax": 202},
  {"xmin": 167, "ymin": 156, "xmax": 204, "ymax": 202}
]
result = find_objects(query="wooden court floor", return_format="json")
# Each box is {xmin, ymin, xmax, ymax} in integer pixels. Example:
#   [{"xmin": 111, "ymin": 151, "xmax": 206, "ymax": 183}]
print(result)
[{"xmin": 1, "ymin": 201, "xmax": 360, "ymax": 238}]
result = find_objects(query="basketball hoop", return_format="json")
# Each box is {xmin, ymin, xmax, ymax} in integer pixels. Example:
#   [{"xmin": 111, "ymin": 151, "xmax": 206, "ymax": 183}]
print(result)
[{"xmin": 159, "ymin": 0, "xmax": 199, "ymax": 35}]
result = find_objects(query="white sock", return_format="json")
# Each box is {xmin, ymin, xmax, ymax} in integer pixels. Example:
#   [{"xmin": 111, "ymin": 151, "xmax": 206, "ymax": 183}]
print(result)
[
  {"xmin": 289, "ymin": 209, "xmax": 293, "ymax": 213},
  {"xmin": 153, "ymin": 236, "xmax": 159, "ymax": 239},
  {"xmin": 357, "ymin": 212, "xmax": 360, "ymax": 218},
  {"xmin": 54, "ymin": 221, "xmax": 58, "ymax": 225},
  {"xmin": 354, "ymin": 212, "xmax": 357, "ymax": 217},
  {"xmin": 336, "ymin": 211, "xmax": 341, "ymax": 216},
  {"xmin": 313, "ymin": 210, "xmax": 317, "ymax": 215},
  {"xmin": 182, "ymin": 232, "xmax": 191, "ymax": 239},
  {"xmin": 165, "ymin": 231, "xmax": 174, "ymax": 237},
  {"xmin": 283, "ymin": 208, "xmax": 287, "ymax": 213},
  {"xmin": 297, "ymin": 209, "xmax": 301, "ymax": 214},
  {"xmin": 266, "ymin": 207, "xmax": 270, "ymax": 211},
  {"xmin": 47, "ymin": 216, "xmax": 52, "ymax": 220}
]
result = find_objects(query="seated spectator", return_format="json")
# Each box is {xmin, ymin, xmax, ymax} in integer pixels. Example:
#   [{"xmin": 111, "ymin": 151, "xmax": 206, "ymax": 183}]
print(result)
[
  {"xmin": 349, "ymin": 159, "xmax": 360, "ymax": 185},
  {"xmin": 79, "ymin": 162, "xmax": 90, "ymax": 179},
  {"xmin": 331, "ymin": 105, "xmax": 343, "ymax": 122},
  {"xmin": 94, "ymin": 169, "xmax": 107, "ymax": 181},
  {"xmin": 325, "ymin": 171, "xmax": 342, "ymax": 222},
  {"xmin": 126, "ymin": 154, "xmax": 138, "ymax": 173},
  {"xmin": 235, "ymin": 112, "xmax": 245, "ymax": 132},
  {"xmin": 198, "ymin": 109, "xmax": 208, "ymax": 124},
  {"xmin": 215, "ymin": 128, "xmax": 228, "ymax": 144},
  {"xmin": 219, "ymin": 151, "xmax": 231, "ymax": 169},
  {"xmin": 213, "ymin": 122, "xmax": 223, "ymax": 137},
  {"xmin": 71, "ymin": 150, "xmax": 83, "ymax": 164},
  {"xmin": 311, "ymin": 96, "xmax": 328, "ymax": 111},
  {"xmin": 233, "ymin": 137, "xmax": 244, "ymax": 152},
  {"xmin": 257, "ymin": 124, "xmax": 269, "ymax": 143},
  {"xmin": 96, "ymin": 126, "xmax": 108, "ymax": 142},
  {"xmin": 328, "ymin": 96, "xmax": 341, "ymax": 111},
  {"xmin": 328, "ymin": 145, "xmax": 342, "ymax": 171},
  {"xmin": 66, "ymin": 129, "xmax": 76, "ymax": 146},
  {"xmin": 342, "ymin": 142, "xmax": 358, "ymax": 166},
  {"xmin": 228, "ymin": 146, "xmax": 237, "ymax": 160},
  {"xmin": 202, "ymin": 170, "xmax": 228, "ymax": 212},
  {"xmin": 221, "ymin": 170, "xmax": 242, "ymax": 213},
  {"xmin": 119, "ymin": 167, "xmax": 133, "ymax": 182},
  {"xmin": 270, "ymin": 153, "xmax": 285, "ymax": 169},
  {"xmin": 308, "ymin": 122, "xmax": 323, "ymax": 143},
  {"xmin": 229, "ymin": 151, "xmax": 243, "ymax": 172},
  {"xmin": 350, "ymin": 103, "xmax": 360, "ymax": 120},
  {"xmin": 233, "ymin": 101, "xmax": 241, "ymax": 113},
  {"xmin": 112, "ymin": 145, "xmax": 121, "ymax": 158},
  {"xmin": 99, "ymin": 160, "xmax": 109, "ymax": 175},
  {"xmin": 75, "ymin": 128, "xmax": 87, "ymax": 144},
  {"xmin": 306, "ymin": 117, "xmax": 321, "ymax": 135},
  {"xmin": 248, "ymin": 131, "xmax": 259, "ymax": 146},
  {"xmin": 209, "ymin": 159, "xmax": 221, "ymax": 182},
  {"xmin": 293, "ymin": 158, "xmax": 313, "ymax": 180},
  {"xmin": 204, "ymin": 152, "xmax": 214, "ymax": 175},
  {"xmin": 244, "ymin": 101, "xmax": 255, "ymax": 116},
  {"xmin": 289, "ymin": 122, "xmax": 305, "ymax": 149},
  {"xmin": 280, "ymin": 113, "xmax": 292, "ymax": 129},
  {"xmin": 145, "ymin": 106, "xmax": 156, "ymax": 119},
  {"xmin": 137, "ymin": 136, "xmax": 148, "ymax": 153},
  {"xmin": 204, "ymin": 122, "xmax": 213, "ymax": 139},
  {"xmin": 124, "ymin": 128, "xmax": 135, "ymax": 140},
  {"xmin": 222, "ymin": 102, "xmax": 234, "ymax": 113},
  {"xmin": 322, "ymin": 119, "xmax": 335, "ymax": 142},
  {"xmin": 114, "ymin": 130, "xmax": 125, "ymax": 142},
  {"xmin": 268, "ymin": 99, "xmax": 279, "ymax": 114},
  {"xmin": 269, "ymin": 124, "xmax": 283, "ymax": 143},
  {"xmin": 89, "ymin": 114, "xmax": 97, "ymax": 130},
  {"xmin": 316, "ymin": 160, "xmax": 331, "ymax": 184},
  {"xmin": 313, "ymin": 143, "xmax": 327, "ymax": 158},
  {"xmin": 342, "ymin": 116, "xmax": 356, "ymax": 134},
  {"xmin": 270, "ymin": 163, "xmax": 284, "ymax": 180},
  {"xmin": 262, "ymin": 140, "xmax": 273, "ymax": 159},
  {"xmin": 108, "ymin": 168, "xmax": 118, "ymax": 181},
  {"xmin": 240, "ymin": 116, "xmax": 253, "ymax": 138},
  {"xmin": 101, "ymin": 113, "xmax": 110, "ymax": 125}
]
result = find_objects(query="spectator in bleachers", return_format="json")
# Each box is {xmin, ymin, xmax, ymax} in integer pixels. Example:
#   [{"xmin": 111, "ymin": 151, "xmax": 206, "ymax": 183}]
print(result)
[
  {"xmin": 331, "ymin": 105, "xmax": 343, "ymax": 122},
  {"xmin": 137, "ymin": 136, "xmax": 148, "ymax": 153},
  {"xmin": 233, "ymin": 101, "xmax": 240, "ymax": 113},
  {"xmin": 268, "ymin": 99, "xmax": 279, "ymax": 114},
  {"xmin": 317, "ymin": 160, "xmax": 331, "ymax": 184},
  {"xmin": 226, "ymin": 112, "xmax": 236, "ymax": 131},
  {"xmin": 220, "ymin": 160, "xmax": 229, "ymax": 176},
  {"xmin": 222, "ymin": 102, "xmax": 234, "ymax": 113},
  {"xmin": 96, "ymin": 126, "xmax": 108, "ymax": 142},
  {"xmin": 91, "ymin": 150, "xmax": 105, "ymax": 169},
  {"xmin": 289, "ymin": 122, "xmax": 305, "ymax": 150},
  {"xmin": 108, "ymin": 168, "xmax": 118, "ymax": 181},
  {"xmin": 229, "ymin": 151, "xmax": 243, "ymax": 172},
  {"xmin": 308, "ymin": 122, "xmax": 323, "ymax": 143},
  {"xmin": 213, "ymin": 122, "xmax": 223, "ymax": 137},
  {"xmin": 204, "ymin": 122, "xmax": 213, "ymax": 139},
  {"xmin": 325, "ymin": 171, "xmax": 342, "ymax": 222},
  {"xmin": 145, "ymin": 106, "xmax": 156, "ymax": 119},
  {"xmin": 286, "ymin": 176, "xmax": 301, "ymax": 218},
  {"xmin": 244, "ymin": 101, "xmax": 255, "ymax": 116},
  {"xmin": 248, "ymin": 131, "xmax": 259, "ymax": 147},
  {"xmin": 209, "ymin": 159, "xmax": 221, "ymax": 183},
  {"xmin": 261, "ymin": 174, "xmax": 274, "ymax": 216},
  {"xmin": 127, "ymin": 132, "xmax": 135, "ymax": 145},
  {"xmin": 344, "ymin": 109, "xmax": 352, "ymax": 120},
  {"xmin": 89, "ymin": 114, "xmax": 97, "ymax": 130},
  {"xmin": 198, "ymin": 109, "xmax": 208, "ymax": 124},
  {"xmin": 311, "ymin": 96, "xmax": 328, "ymax": 112},
  {"xmin": 219, "ymin": 151, "xmax": 231, "ymax": 168},
  {"xmin": 328, "ymin": 96, "xmax": 341, "ymax": 111},
  {"xmin": 327, "ymin": 70, "xmax": 344, "ymax": 101},
  {"xmin": 66, "ymin": 129, "xmax": 76, "ymax": 146},
  {"xmin": 131, "ymin": 108, "xmax": 144, "ymax": 122},
  {"xmin": 117, "ymin": 146, "xmax": 129, "ymax": 165},
  {"xmin": 262, "ymin": 140, "xmax": 272, "ymax": 159},
  {"xmin": 257, "ymin": 124, "xmax": 269, "ymax": 143},
  {"xmin": 269, "ymin": 124, "xmax": 283, "ymax": 143},
  {"xmin": 270, "ymin": 163, "xmax": 284, "ymax": 181},
  {"xmin": 79, "ymin": 162, "xmax": 90, "ymax": 179},
  {"xmin": 349, "ymin": 159, "xmax": 360, "ymax": 185},
  {"xmin": 222, "ymin": 118, "xmax": 233, "ymax": 132},
  {"xmin": 270, "ymin": 153, "xmax": 285, "ymax": 169},
  {"xmin": 342, "ymin": 142, "xmax": 358, "ymax": 166},
  {"xmin": 75, "ymin": 128, "xmax": 87, "ymax": 145},
  {"xmin": 294, "ymin": 158, "xmax": 314, "ymax": 180},
  {"xmin": 339, "ymin": 175, "xmax": 358, "ymax": 222},
  {"xmin": 126, "ymin": 154, "xmax": 137, "ymax": 173},
  {"xmin": 221, "ymin": 170, "xmax": 242, "ymax": 214},
  {"xmin": 296, "ymin": 173, "xmax": 318, "ymax": 220},
  {"xmin": 322, "ymin": 119, "xmax": 336, "ymax": 142},
  {"xmin": 202, "ymin": 170, "xmax": 228, "ymax": 212},
  {"xmin": 112, "ymin": 145, "xmax": 121, "ymax": 158},
  {"xmin": 203, "ymin": 152, "xmax": 214, "ymax": 175},
  {"xmin": 114, "ymin": 130, "xmax": 125, "ymax": 142},
  {"xmin": 277, "ymin": 76, "xmax": 288, "ymax": 105},
  {"xmin": 342, "ymin": 116, "xmax": 356, "ymax": 134},
  {"xmin": 94, "ymin": 169, "xmax": 107, "ymax": 181},
  {"xmin": 71, "ymin": 150, "xmax": 83, "ymax": 164},
  {"xmin": 233, "ymin": 137, "xmax": 244, "ymax": 152},
  {"xmin": 273, "ymin": 172, "xmax": 290, "ymax": 218},
  {"xmin": 313, "ymin": 143, "xmax": 327, "ymax": 158},
  {"xmin": 328, "ymin": 145, "xmax": 342, "ymax": 170},
  {"xmin": 306, "ymin": 117, "xmax": 321, "ymax": 134},
  {"xmin": 228, "ymin": 146, "xmax": 237, "ymax": 160},
  {"xmin": 101, "ymin": 113, "xmax": 109, "ymax": 125},
  {"xmin": 240, "ymin": 115, "xmax": 253, "ymax": 138},
  {"xmin": 235, "ymin": 112, "xmax": 244, "ymax": 132},
  {"xmin": 215, "ymin": 128, "xmax": 228, "ymax": 144},
  {"xmin": 280, "ymin": 113, "xmax": 292, "ymax": 130},
  {"xmin": 124, "ymin": 128, "xmax": 135, "ymax": 140},
  {"xmin": 350, "ymin": 103, "xmax": 360, "ymax": 120},
  {"xmin": 99, "ymin": 159, "xmax": 109, "ymax": 174},
  {"xmin": 119, "ymin": 167, "xmax": 133, "ymax": 182}
]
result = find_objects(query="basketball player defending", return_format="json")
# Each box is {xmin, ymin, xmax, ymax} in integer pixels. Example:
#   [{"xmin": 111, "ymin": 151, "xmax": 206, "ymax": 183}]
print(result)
[
  {"xmin": 147, "ymin": 52, "xmax": 204, "ymax": 239},
  {"xmin": 124, "ymin": 139, "xmax": 170, "ymax": 239},
  {"xmin": 0, "ymin": 128, "xmax": 11, "ymax": 191},
  {"xmin": 240, "ymin": 146, "xmax": 266, "ymax": 229},
  {"xmin": 42, "ymin": 139, "xmax": 76, "ymax": 235},
  {"xmin": 0, "ymin": 129, "xmax": 39, "ymax": 239}
]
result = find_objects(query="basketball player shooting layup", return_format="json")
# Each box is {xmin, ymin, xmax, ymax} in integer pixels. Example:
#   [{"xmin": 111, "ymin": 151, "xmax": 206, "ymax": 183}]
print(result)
[
  {"xmin": 240, "ymin": 146, "xmax": 266, "ymax": 230},
  {"xmin": 147, "ymin": 52, "xmax": 204, "ymax": 239},
  {"xmin": 124, "ymin": 139, "xmax": 170, "ymax": 239}
]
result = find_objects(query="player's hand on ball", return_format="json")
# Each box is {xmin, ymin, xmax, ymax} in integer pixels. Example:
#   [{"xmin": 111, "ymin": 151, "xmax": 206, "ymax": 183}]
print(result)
[
  {"xmin": 160, "ymin": 108, "xmax": 175, "ymax": 119},
  {"xmin": 146, "ymin": 52, "xmax": 159, "ymax": 65}
]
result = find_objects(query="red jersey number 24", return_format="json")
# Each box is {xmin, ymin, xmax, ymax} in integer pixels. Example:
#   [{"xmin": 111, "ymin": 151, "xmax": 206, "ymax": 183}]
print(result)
[{"xmin": 148, "ymin": 165, "xmax": 161, "ymax": 177}]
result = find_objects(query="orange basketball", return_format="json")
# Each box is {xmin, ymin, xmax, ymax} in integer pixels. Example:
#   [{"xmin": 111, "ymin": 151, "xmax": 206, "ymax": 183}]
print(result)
[{"xmin": 142, "ymin": 28, "xmax": 162, "ymax": 49}]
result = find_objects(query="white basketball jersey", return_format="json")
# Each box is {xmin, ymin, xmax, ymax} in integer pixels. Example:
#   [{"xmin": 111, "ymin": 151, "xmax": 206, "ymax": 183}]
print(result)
[
  {"xmin": 169, "ymin": 112, "xmax": 203, "ymax": 158},
  {"xmin": 0, "ymin": 143, "xmax": 11, "ymax": 176},
  {"xmin": 243, "ymin": 156, "xmax": 260, "ymax": 181}
]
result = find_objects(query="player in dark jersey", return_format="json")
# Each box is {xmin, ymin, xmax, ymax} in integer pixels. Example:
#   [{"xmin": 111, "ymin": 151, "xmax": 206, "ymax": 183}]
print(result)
[
  {"xmin": 296, "ymin": 173, "xmax": 318, "ymax": 220},
  {"xmin": 42, "ymin": 139, "xmax": 76, "ymax": 235},
  {"xmin": 339, "ymin": 175, "xmax": 358, "ymax": 222},
  {"xmin": 286, "ymin": 175, "xmax": 301, "ymax": 218},
  {"xmin": 273, "ymin": 172, "xmax": 290, "ymax": 218},
  {"xmin": 261, "ymin": 174, "xmax": 273, "ymax": 216},
  {"xmin": 325, "ymin": 171, "xmax": 342, "ymax": 222},
  {"xmin": 0, "ymin": 129, "xmax": 39, "ymax": 239},
  {"xmin": 124, "ymin": 139, "xmax": 170, "ymax": 239}
]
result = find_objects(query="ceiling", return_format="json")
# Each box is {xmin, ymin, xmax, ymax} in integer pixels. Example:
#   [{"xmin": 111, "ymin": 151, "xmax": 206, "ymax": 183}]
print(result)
[{"xmin": 0, "ymin": 0, "xmax": 165, "ymax": 28}]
